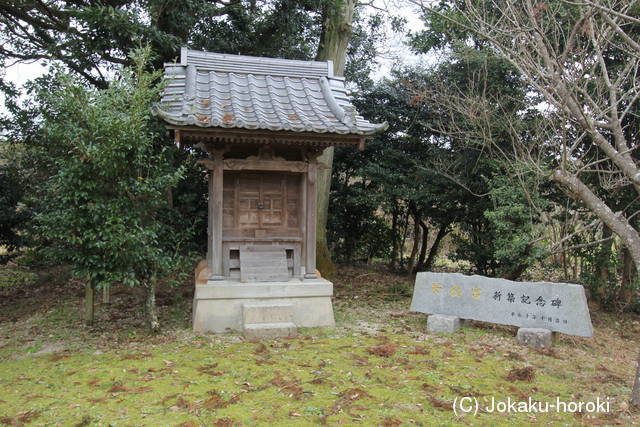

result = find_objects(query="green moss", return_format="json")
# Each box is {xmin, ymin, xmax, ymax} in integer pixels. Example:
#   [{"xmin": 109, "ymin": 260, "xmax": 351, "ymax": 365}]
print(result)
[{"xmin": 0, "ymin": 327, "xmax": 628, "ymax": 425}]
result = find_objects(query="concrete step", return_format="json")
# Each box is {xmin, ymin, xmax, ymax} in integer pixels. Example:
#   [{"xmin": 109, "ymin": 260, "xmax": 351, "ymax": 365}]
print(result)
[
  {"xmin": 243, "ymin": 322, "xmax": 297, "ymax": 339},
  {"xmin": 243, "ymin": 302, "xmax": 294, "ymax": 325}
]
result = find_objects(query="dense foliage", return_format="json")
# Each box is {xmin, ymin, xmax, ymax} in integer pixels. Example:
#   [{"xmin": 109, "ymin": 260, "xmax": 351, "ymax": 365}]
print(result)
[{"xmin": 0, "ymin": 159, "xmax": 28, "ymax": 260}]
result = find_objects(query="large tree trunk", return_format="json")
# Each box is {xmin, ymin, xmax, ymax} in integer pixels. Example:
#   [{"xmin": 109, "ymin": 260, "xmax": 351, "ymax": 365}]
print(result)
[
  {"xmin": 145, "ymin": 278, "xmax": 160, "ymax": 332},
  {"xmin": 314, "ymin": 0, "xmax": 355, "ymax": 276}
]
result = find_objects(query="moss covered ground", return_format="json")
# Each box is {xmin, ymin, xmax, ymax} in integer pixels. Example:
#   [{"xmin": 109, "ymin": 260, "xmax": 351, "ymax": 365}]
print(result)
[{"xmin": 0, "ymin": 264, "xmax": 639, "ymax": 425}]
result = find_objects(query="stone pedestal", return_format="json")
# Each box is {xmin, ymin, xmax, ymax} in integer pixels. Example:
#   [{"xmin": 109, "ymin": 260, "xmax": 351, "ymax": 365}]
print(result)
[
  {"xmin": 192, "ymin": 278, "xmax": 335, "ymax": 334},
  {"xmin": 516, "ymin": 327, "xmax": 553, "ymax": 348},
  {"xmin": 242, "ymin": 302, "xmax": 297, "ymax": 339},
  {"xmin": 427, "ymin": 314, "xmax": 461, "ymax": 334}
]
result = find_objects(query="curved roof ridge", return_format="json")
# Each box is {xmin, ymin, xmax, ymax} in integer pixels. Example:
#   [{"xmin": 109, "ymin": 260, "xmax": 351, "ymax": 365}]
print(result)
[{"xmin": 156, "ymin": 48, "xmax": 388, "ymax": 136}]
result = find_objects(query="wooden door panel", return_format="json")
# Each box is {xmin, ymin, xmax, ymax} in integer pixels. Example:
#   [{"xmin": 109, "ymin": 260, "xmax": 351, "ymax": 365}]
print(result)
[
  {"xmin": 223, "ymin": 171, "xmax": 301, "ymax": 237},
  {"xmin": 238, "ymin": 175, "xmax": 261, "ymax": 228}
]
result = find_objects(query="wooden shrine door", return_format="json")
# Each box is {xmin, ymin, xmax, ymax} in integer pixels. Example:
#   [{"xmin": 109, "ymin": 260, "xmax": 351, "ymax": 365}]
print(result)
[{"xmin": 223, "ymin": 172, "xmax": 301, "ymax": 240}]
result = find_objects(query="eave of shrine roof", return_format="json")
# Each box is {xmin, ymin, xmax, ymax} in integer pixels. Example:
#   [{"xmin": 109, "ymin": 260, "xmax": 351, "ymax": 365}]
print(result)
[{"xmin": 155, "ymin": 48, "xmax": 388, "ymax": 137}]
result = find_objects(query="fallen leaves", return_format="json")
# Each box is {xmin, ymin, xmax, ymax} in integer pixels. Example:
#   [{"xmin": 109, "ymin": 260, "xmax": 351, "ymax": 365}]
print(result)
[
  {"xmin": 120, "ymin": 352, "xmax": 151, "ymax": 360},
  {"xmin": 106, "ymin": 381, "xmax": 151, "ymax": 395},
  {"xmin": 428, "ymin": 395, "xmax": 453, "ymax": 411},
  {"xmin": 367, "ymin": 343, "xmax": 397, "ymax": 357},
  {"xmin": 271, "ymin": 372, "xmax": 305, "ymax": 400},
  {"xmin": 506, "ymin": 366, "xmax": 535, "ymax": 382},
  {"xmin": 212, "ymin": 418, "xmax": 237, "ymax": 427},
  {"xmin": 383, "ymin": 416, "xmax": 402, "ymax": 426},
  {"xmin": 254, "ymin": 343, "xmax": 269, "ymax": 355},
  {"xmin": 86, "ymin": 378, "xmax": 100, "ymax": 387},
  {"xmin": 197, "ymin": 363, "xmax": 225, "ymax": 376},
  {"xmin": 108, "ymin": 381, "xmax": 129, "ymax": 393},
  {"xmin": 48, "ymin": 353, "xmax": 69, "ymax": 362},
  {"xmin": 504, "ymin": 351, "xmax": 525, "ymax": 361},
  {"xmin": 535, "ymin": 347, "xmax": 562, "ymax": 359},
  {"xmin": 203, "ymin": 391, "xmax": 240, "ymax": 410},
  {"xmin": 203, "ymin": 392, "xmax": 228, "ymax": 410},
  {"xmin": 329, "ymin": 387, "xmax": 374, "ymax": 418},
  {"xmin": 0, "ymin": 410, "xmax": 41, "ymax": 426},
  {"xmin": 408, "ymin": 346, "xmax": 429, "ymax": 355},
  {"xmin": 507, "ymin": 385, "xmax": 529, "ymax": 400}
]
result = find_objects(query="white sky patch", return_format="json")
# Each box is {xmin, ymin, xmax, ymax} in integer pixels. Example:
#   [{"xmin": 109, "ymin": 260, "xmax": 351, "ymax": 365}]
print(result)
[
  {"xmin": 368, "ymin": 0, "xmax": 436, "ymax": 80},
  {"xmin": 1, "ymin": 60, "xmax": 48, "ymax": 114}
]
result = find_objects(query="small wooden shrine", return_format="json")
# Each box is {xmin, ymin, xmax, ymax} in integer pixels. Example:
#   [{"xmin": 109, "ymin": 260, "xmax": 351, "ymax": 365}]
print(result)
[{"xmin": 157, "ymin": 48, "xmax": 387, "ymax": 335}]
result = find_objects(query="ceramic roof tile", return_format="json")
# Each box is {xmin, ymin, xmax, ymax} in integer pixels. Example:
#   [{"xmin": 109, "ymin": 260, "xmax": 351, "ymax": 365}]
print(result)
[{"xmin": 156, "ymin": 48, "xmax": 388, "ymax": 136}]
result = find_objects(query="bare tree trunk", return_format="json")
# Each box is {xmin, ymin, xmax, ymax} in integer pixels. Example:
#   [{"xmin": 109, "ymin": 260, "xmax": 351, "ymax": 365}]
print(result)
[
  {"xmin": 145, "ymin": 278, "xmax": 159, "ymax": 332},
  {"xmin": 596, "ymin": 225, "xmax": 613, "ymax": 298},
  {"xmin": 102, "ymin": 285, "xmax": 110, "ymax": 304},
  {"xmin": 423, "ymin": 222, "xmax": 449, "ymax": 271},
  {"xmin": 314, "ymin": 0, "xmax": 355, "ymax": 276},
  {"xmin": 399, "ymin": 210, "xmax": 410, "ymax": 268},
  {"xmin": 407, "ymin": 212, "xmax": 421, "ymax": 276},
  {"xmin": 84, "ymin": 282, "xmax": 94, "ymax": 326},
  {"xmin": 389, "ymin": 205, "xmax": 400, "ymax": 270},
  {"xmin": 550, "ymin": 169, "xmax": 640, "ymax": 400},
  {"xmin": 414, "ymin": 220, "xmax": 429, "ymax": 273},
  {"xmin": 551, "ymin": 170, "xmax": 640, "ymax": 275}
]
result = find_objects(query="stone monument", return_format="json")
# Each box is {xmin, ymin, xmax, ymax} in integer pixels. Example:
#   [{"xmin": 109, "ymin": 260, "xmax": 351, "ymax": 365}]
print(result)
[{"xmin": 410, "ymin": 272, "xmax": 593, "ymax": 346}]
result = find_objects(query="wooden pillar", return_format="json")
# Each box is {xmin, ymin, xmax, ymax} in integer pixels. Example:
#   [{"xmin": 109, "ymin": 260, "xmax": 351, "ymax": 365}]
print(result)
[
  {"xmin": 208, "ymin": 150, "xmax": 225, "ymax": 280},
  {"xmin": 304, "ymin": 159, "xmax": 318, "ymax": 279},
  {"xmin": 206, "ymin": 169, "xmax": 214, "ymax": 269}
]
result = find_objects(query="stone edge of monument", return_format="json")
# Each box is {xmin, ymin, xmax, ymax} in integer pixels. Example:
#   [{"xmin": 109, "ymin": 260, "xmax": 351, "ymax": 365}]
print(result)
[{"xmin": 410, "ymin": 271, "xmax": 593, "ymax": 337}]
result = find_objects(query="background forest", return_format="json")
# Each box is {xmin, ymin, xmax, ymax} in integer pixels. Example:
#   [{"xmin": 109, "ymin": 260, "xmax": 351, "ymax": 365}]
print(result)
[{"xmin": 1, "ymin": 0, "xmax": 639, "ymax": 318}]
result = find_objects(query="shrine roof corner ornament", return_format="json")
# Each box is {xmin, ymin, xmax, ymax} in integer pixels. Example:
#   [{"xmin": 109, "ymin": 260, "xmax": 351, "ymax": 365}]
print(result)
[{"xmin": 155, "ymin": 48, "xmax": 388, "ymax": 141}]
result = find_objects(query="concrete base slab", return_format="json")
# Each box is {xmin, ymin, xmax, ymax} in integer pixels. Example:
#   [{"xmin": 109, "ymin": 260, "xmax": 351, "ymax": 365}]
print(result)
[
  {"xmin": 427, "ymin": 314, "xmax": 461, "ymax": 334},
  {"xmin": 193, "ymin": 278, "xmax": 335, "ymax": 334},
  {"xmin": 244, "ymin": 322, "xmax": 297, "ymax": 339},
  {"xmin": 243, "ymin": 302, "xmax": 294, "ymax": 324},
  {"xmin": 517, "ymin": 327, "xmax": 553, "ymax": 348}
]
